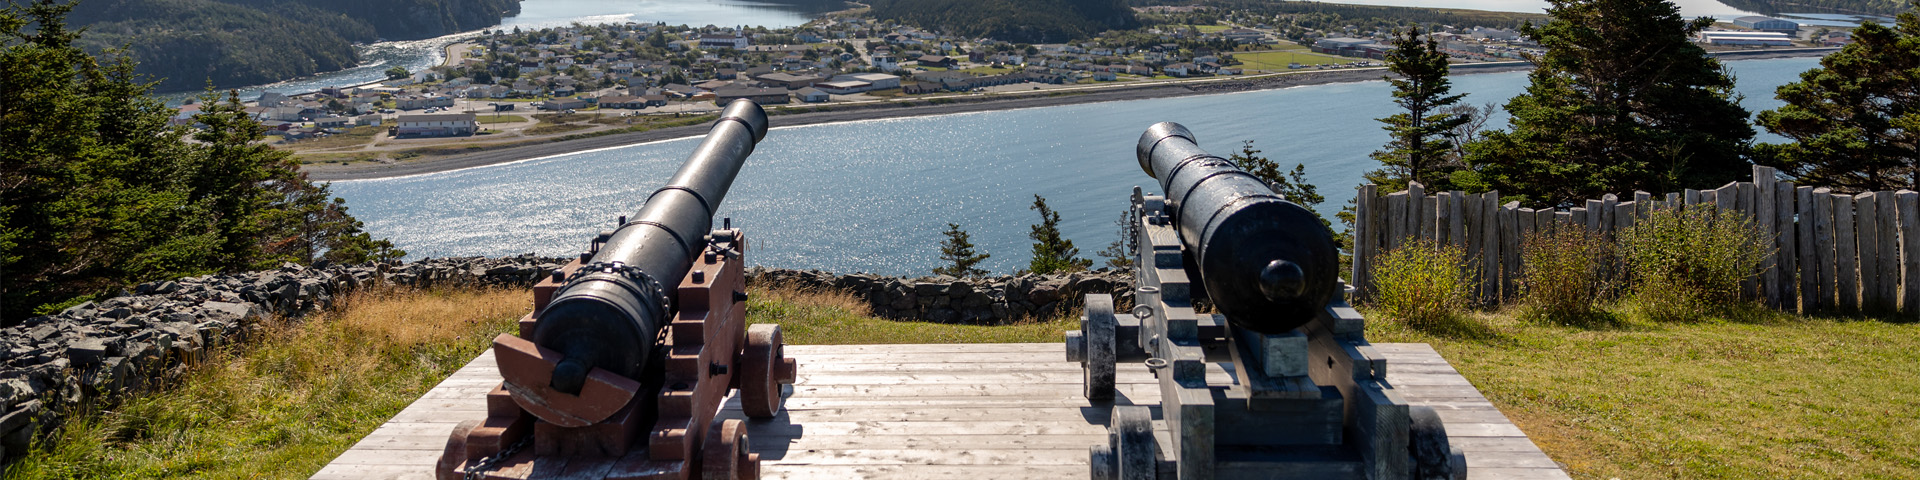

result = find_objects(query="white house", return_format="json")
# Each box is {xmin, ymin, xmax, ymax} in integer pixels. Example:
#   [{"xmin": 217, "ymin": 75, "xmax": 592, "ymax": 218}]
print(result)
[
  {"xmin": 393, "ymin": 113, "xmax": 477, "ymax": 137},
  {"xmin": 699, "ymin": 34, "xmax": 749, "ymax": 50}
]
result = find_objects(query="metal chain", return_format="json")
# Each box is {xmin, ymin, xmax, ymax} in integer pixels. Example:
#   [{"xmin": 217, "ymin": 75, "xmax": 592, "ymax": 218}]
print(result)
[{"xmin": 462, "ymin": 435, "xmax": 532, "ymax": 480}]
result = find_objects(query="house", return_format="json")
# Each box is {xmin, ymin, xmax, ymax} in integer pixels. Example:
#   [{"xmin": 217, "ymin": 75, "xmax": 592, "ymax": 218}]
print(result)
[
  {"xmin": 596, "ymin": 95, "xmax": 648, "ymax": 108},
  {"xmin": 713, "ymin": 87, "xmax": 790, "ymax": 105},
  {"xmin": 392, "ymin": 113, "xmax": 477, "ymax": 137},
  {"xmin": 795, "ymin": 87, "xmax": 829, "ymax": 103},
  {"xmin": 540, "ymin": 98, "xmax": 590, "ymax": 110},
  {"xmin": 695, "ymin": 79, "xmax": 733, "ymax": 91},
  {"xmin": 257, "ymin": 92, "xmax": 287, "ymax": 107},
  {"xmin": 1732, "ymin": 16, "xmax": 1799, "ymax": 34},
  {"xmin": 312, "ymin": 116, "xmax": 351, "ymax": 128},
  {"xmin": 1697, "ymin": 30, "xmax": 1794, "ymax": 46},
  {"xmin": 1091, "ymin": 71, "xmax": 1117, "ymax": 81},
  {"xmin": 1163, "ymin": 63, "xmax": 1196, "ymax": 77},
  {"xmin": 755, "ymin": 72, "xmax": 824, "ymax": 89},
  {"xmin": 916, "ymin": 55, "xmax": 955, "ymax": 68},
  {"xmin": 354, "ymin": 114, "xmax": 383, "ymax": 126},
  {"xmin": 814, "ymin": 81, "xmax": 868, "ymax": 95},
  {"xmin": 699, "ymin": 34, "xmax": 749, "ymax": 50},
  {"xmin": 641, "ymin": 94, "xmax": 668, "ymax": 107},
  {"xmin": 838, "ymin": 73, "xmax": 901, "ymax": 90}
]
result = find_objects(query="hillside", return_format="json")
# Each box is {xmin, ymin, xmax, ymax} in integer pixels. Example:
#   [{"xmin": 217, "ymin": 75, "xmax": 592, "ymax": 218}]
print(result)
[
  {"xmin": 69, "ymin": 0, "xmax": 522, "ymax": 92},
  {"xmin": 865, "ymin": 0, "xmax": 1139, "ymax": 43}
]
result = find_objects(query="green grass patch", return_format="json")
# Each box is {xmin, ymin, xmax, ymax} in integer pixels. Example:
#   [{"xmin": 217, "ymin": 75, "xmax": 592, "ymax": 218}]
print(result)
[
  {"xmin": 1232, "ymin": 50, "xmax": 1353, "ymax": 71},
  {"xmin": 524, "ymin": 123, "xmax": 594, "ymax": 136},
  {"xmin": 476, "ymin": 114, "xmax": 528, "ymax": 124},
  {"xmin": 1367, "ymin": 305, "xmax": 1920, "ymax": 479},
  {"xmin": 747, "ymin": 285, "xmax": 1074, "ymax": 345},
  {"xmin": 4, "ymin": 288, "xmax": 528, "ymax": 479}
]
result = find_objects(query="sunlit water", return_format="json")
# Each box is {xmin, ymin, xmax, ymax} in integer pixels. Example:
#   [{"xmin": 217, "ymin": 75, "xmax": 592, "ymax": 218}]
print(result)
[{"xmin": 329, "ymin": 57, "xmax": 1820, "ymax": 276}]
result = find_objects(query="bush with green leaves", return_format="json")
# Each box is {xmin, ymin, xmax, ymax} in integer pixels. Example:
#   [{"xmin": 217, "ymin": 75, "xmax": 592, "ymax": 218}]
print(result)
[
  {"xmin": 1518, "ymin": 227, "xmax": 1611, "ymax": 324},
  {"xmin": 1369, "ymin": 239, "xmax": 1470, "ymax": 327},
  {"xmin": 1619, "ymin": 206, "xmax": 1766, "ymax": 322}
]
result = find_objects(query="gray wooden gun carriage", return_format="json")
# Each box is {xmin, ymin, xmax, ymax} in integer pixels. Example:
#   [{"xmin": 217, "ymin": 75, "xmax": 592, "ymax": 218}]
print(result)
[{"xmin": 1065, "ymin": 122, "xmax": 1467, "ymax": 480}]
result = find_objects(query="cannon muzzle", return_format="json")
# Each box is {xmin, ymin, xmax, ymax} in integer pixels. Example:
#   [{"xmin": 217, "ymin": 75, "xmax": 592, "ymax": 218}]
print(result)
[
  {"xmin": 1134, "ymin": 122, "xmax": 1339, "ymax": 333},
  {"xmin": 534, "ymin": 100, "xmax": 769, "ymax": 393}
]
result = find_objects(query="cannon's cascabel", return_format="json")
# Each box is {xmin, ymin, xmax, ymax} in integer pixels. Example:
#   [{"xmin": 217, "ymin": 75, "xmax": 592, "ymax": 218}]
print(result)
[
  {"xmin": 1134, "ymin": 121, "xmax": 1339, "ymax": 333},
  {"xmin": 533, "ymin": 100, "xmax": 769, "ymax": 394}
]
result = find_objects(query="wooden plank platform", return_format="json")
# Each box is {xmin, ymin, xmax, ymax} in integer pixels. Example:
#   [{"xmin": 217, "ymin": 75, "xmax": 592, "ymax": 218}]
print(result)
[{"xmin": 312, "ymin": 343, "xmax": 1566, "ymax": 480}]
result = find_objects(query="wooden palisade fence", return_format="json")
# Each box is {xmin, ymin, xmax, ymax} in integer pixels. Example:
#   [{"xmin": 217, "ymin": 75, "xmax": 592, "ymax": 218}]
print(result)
[{"xmin": 1350, "ymin": 166, "xmax": 1920, "ymax": 316}]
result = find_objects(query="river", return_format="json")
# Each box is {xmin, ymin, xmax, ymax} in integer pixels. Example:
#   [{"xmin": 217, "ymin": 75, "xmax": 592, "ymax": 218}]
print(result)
[{"xmin": 328, "ymin": 57, "xmax": 1823, "ymax": 277}]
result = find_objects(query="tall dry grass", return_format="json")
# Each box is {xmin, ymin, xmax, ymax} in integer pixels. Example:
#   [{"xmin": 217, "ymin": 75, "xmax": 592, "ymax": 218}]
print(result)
[
  {"xmin": 8, "ymin": 287, "xmax": 528, "ymax": 480},
  {"xmin": 1518, "ymin": 227, "xmax": 1613, "ymax": 325},
  {"xmin": 1368, "ymin": 239, "xmax": 1471, "ymax": 329},
  {"xmin": 1619, "ymin": 206, "xmax": 1767, "ymax": 322}
]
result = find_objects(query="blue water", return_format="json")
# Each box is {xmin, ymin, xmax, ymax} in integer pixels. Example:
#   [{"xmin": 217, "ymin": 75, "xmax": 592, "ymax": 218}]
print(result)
[{"xmin": 330, "ymin": 57, "xmax": 1822, "ymax": 276}]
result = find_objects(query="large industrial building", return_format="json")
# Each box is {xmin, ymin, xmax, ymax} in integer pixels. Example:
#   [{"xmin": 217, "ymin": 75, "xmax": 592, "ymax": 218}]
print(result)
[{"xmin": 1732, "ymin": 16, "xmax": 1800, "ymax": 34}]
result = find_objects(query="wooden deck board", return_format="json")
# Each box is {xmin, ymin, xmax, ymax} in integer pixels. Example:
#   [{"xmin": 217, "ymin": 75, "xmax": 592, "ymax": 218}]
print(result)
[{"xmin": 312, "ymin": 343, "xmax": 1565, "ymax": 480}]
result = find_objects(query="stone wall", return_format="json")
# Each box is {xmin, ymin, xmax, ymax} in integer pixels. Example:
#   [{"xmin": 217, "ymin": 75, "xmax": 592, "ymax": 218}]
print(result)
[
  {"xmin": 0, "ymin": 255, "xmax": 565, "ymax": 463},
  {"xmin": 746, "ymin": 267, "xmax": 1136, "ymax": 324}
]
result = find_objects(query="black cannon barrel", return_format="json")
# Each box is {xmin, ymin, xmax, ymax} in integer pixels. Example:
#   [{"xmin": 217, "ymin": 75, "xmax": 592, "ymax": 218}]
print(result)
[
  {"xmin": 535, "ymin": 100, "xmax": 770, "ymax": 394},
  {"xmin": 1134, "ymin": 122, "xmax": 1338, "ymax": 333}
]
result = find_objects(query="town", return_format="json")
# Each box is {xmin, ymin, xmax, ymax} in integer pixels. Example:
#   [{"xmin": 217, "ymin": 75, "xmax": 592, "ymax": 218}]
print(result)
[{"xmin": 205, "ymin": 7, "xmax": 1844, "ymax": 158}]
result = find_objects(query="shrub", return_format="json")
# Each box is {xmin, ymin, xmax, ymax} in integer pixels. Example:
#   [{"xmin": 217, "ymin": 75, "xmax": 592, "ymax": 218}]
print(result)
[
  {"xmin": 1518, "ymin": 227, "xmax": 1611, "ymax": 324},
  {"xmin": 1369, "ymin": 239, "xmax": 1470, "ymax": 327},
  {"xmin": 1619, "ymin": 206, "xmax": 1767, "ymax": 322}
]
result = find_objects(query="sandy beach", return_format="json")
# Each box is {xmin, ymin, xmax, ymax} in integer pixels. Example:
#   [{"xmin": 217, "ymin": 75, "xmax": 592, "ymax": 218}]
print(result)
[{"xmin": 302, "ymin": 47, "xmax": 1833, "ymax": 182}]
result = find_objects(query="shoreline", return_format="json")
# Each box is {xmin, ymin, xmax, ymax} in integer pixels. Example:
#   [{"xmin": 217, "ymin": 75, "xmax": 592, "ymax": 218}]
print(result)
[{"xmin": 302, "ymin": 48, "xmax": 1834, "ymax": 182}]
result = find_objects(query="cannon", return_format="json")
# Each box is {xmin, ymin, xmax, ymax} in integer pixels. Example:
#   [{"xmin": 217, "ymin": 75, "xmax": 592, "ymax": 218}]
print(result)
[
  {"xmin": 1065, "ymin": 122, "xmax": 1465, "ymax": 480},
  {"xmin": 438, "ymin": 100, "xmax": 797, "ymax": 480}
]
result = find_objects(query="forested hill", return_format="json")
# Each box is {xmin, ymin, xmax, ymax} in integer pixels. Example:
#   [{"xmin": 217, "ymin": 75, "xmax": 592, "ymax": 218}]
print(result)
[
  {"xmin": 865, "ymin": 0, "xmax": 1139, "ymax": 43},
  {"xmin": 1714, "ymin": 0, "xmax": 1909, "ymax": 16},
  {"xmin": 70, "ymin": 0, "xmax": 522, "ymax": 92}
]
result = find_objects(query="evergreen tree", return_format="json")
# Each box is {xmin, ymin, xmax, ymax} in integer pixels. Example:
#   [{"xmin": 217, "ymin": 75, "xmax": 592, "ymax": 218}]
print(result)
[
  {"xmin": 1368, "ymin": 25, "xmax": 1470, "ymax": 192},
  {"xmin": 1028, "ymin": 195, "xmax": 1091, "ymax": 274},
  {"xmin": 1095, "ymin": 210, "xmax": 1132, "ymax": 269},
  {"xmin": 0, "ymin": 1, "xmax": 396, "ymax": 320},
  {"xmin": 933, "ymin": 223, "xmax": 990, "ymax": 278},
  {"xmin": 1463, "ymin": 0, "xmax": 1755, "ymax": 207},
  {"xmin": 1754, "ymin": 6, "xmax": 1920, "ymax": 192}
]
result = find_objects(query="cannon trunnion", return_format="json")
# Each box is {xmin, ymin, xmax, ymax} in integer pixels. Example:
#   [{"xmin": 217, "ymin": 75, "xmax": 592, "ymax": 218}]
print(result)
[
  {"xmin": 437, "ymin": 101, "xmax": 797, "ymax": 480},
  {"xmin": 1066, "ymin": 123, "xmax": 1466, "ymax": 480}
]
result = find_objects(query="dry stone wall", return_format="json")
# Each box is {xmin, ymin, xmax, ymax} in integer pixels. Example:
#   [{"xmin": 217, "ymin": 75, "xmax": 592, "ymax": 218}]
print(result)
[{"xmin": 0, "ymin": 254, "xmax": 567, "ymax": 463}]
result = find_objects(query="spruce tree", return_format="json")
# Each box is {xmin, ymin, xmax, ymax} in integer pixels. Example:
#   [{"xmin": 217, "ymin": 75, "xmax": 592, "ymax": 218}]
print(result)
[
  {"xmin": 1464, "ymin": 0, "xmax": 1755, "ymax": 207},
  {"xmin": 1368, "ymin": 25, "xmax": 1470, "ymax": 192},
  {"xmin": 1755, "ymin": 6, "xmax": 1920, "ymax": 192},
  {"xmin": 1095, "ymin": 210, "xmax": 1132, "ymax": 270},
  {"xmin": 933, "ymin": 223, "xmax": 990, "ymax": 278},
  {"xmin": 1028, "ymin": 195, "xmax": 1090, "ymax": 274}
]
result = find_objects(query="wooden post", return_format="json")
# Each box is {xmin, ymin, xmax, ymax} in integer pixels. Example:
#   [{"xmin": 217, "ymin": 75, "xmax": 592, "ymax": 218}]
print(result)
[
  {"xmin": 1481, "ymin": 191, "xmax": 1500, "ymax": 306},
  {"xmin": 1776, "ymin": 181, "xmax": 1798, "ymax": 311},
  {"xmin": 1407, "ymin": 182, "xmax": 1426, "ymax": 245},
  {"xmin": 1702, "ymin": 189, "xmax": 1718, "ymax": 210},
  {"xmin": 1801, "ymin": 186, "xmax": 1821, "ymax": 312},
  {"xmin": 1421, "ymin": 194, "xmax": 1438, "ymax": 242},
  {"xmin": 1354, "ymin": 185, "xmax": 1375, "ymax": 296},
  {"xmin": 1666, "ymin": 192, "xmax": 1681, "ymax": 210},
  {"xmin": 1685, "ymin": 189, "xmax": 1701, "ymax": 208},
  {"xmin": 1738, "ymin": 182, "xmax": 1756, "ymax": 218},
  {"xmin": 1755, "ymin": 167, "xmax": 1779, "ymax": 307},
  {"xmin": 1855, "ymin": 193, "xmax": 1880, "ymax": 312},
  {"xmin": 1464, "ymin": 192, "xmax": 1483, "ymax": 286},
  {"xmin": 1387, "ymin": 191, "xmax": 1408, "ymax": 253},
  {"xmin": 1556, "ymin": 210, "xmax": 1573, "ymax": 229},
  {"xmin": 1716, "ymin": 182, "xmax": 1738, "ymax": 218},
  {"xmin": 1834, "ymin": 192, "xmax": 1857, "ymax": 313},
  {"xmin": 1614, "ymin": 201, "xmax": 1634, "ymax": 232},
  {"xmin": 1876, "ymin": 191, "xmax": 1899, "ymax": 313},
  {"xmin": 1536, "ymin": 208, "xmax": 1555, "ymax": 239},
  {"xmin": 1449, "ymin": 192, "xmax": 1467, "ymax": 254},
  {"xmin": 1501, "ymin": 202, "xmax": 1522, "ymax": 303},
  {"xmin": 1899, "ymin": 190, "xmax": 1919, "ymax": 316},
  {"xmin": 1435, "ymin": 192, "xmax": 1451, "ymax": 247}
]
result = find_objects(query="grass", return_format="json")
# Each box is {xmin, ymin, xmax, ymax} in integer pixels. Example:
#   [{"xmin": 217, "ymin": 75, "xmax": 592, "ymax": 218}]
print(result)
[
  {"xmin": 1367, "ymin": 304, "xmax": 1920, "ymax": 479},
  {"xmin": 294, "ymin": 152, "xmax": 382, "ymax": 165},
  {"xmin": 523, "ymin": 123, "xmax": 594, "ymax": 136},
  {"xmin": 282, "ymin": 126, "xmax": 381, "ymax": 150},
  {"xmin": 1232, "ymin": 50, "xmax": 1355, "ymax": 71},
  {"xmin": 747, "ymin": 285, "xmax": 1074, "ymax": 345},
  {"xmin": 958, "ymin": 66, "xmax": 1014, "ymax": 75},
  {"xmin": 5, "ymin": 287, "xmax": 529, "ymax": 479},
  {"xmin": 4, "ymin": 285, "xmax": 1075, "ymax": 478},
  {"xmin": 476, "ymin": 114, "xmax": 528, "ymax": 124}
]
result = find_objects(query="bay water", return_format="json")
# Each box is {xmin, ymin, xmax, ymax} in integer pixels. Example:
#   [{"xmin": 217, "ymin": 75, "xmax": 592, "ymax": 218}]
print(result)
[{"xmin": 330, "ymin": 57, "xmax": 1822, "ymax": 276}]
